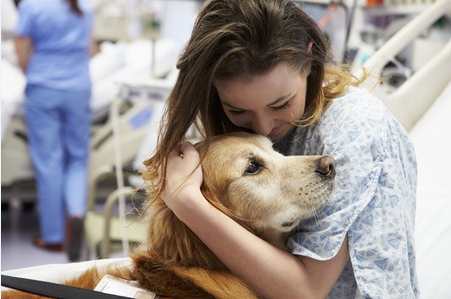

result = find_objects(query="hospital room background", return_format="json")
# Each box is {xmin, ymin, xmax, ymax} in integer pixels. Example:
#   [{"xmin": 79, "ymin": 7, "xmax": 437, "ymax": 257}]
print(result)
[{"xmin": 1, "ymin": 0, "xmax": 450, "ymax": 297}]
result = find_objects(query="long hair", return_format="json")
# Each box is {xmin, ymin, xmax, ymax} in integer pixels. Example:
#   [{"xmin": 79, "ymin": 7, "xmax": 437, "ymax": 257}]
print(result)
[
  {"xmin": 143, "ymin": 0, "xmax": 363, "ymax": 194},
  {"xmin": 66, "ymin": 0, "xmax": 83, "ymax": 16}
]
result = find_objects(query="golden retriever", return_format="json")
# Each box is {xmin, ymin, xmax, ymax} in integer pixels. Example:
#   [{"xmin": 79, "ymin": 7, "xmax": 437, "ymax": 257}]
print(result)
[{"xmin": 2, "ymin": 132, "xmax": 335, "ymax": 299}]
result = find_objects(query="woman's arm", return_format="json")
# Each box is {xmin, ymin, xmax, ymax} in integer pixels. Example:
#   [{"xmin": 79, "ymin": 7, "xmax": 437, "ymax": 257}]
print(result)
[
  {"xmin": 13, "ymin": 36, "xmax": 32, "ymax": 72},
  {"xmin": 163, "ymin": 141, "xmax": 349, "ymax": 299}
]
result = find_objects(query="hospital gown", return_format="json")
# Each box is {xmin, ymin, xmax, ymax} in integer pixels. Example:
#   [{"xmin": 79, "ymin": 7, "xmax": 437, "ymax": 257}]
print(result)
[{"xmin": 274, "ymin": 87, "xmax": 418, "ymax": 298}]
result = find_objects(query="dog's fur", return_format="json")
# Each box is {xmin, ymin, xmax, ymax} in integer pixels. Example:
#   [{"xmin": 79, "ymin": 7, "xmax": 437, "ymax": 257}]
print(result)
[{"xmin": 2, "ymin": 132, "xmax": 335, "ymax": 299}]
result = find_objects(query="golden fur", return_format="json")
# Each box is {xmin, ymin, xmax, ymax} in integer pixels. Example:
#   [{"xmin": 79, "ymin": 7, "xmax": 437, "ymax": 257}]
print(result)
[{"xmin": 2, "ymin": 132, "xmax": 335, "ymax": 299}]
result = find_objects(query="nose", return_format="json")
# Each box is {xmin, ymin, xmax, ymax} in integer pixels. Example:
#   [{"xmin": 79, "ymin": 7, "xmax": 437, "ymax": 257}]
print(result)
[
  {"xmin": 316, "ymin": 156, "xmax": 335, "ymax": 179},
  {"xmin": 252, "ymin": 115, "xmax": 273, "ymax": 137}
]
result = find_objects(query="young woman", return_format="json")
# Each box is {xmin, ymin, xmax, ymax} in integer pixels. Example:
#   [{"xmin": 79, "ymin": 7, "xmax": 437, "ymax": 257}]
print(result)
[
  {"xmin": 14, "ymin": 0, "xmax": 94, "ymax": 261},
  {"xmin": 144, "ymin": 0, "xmax": 418, "ymax": 297}
]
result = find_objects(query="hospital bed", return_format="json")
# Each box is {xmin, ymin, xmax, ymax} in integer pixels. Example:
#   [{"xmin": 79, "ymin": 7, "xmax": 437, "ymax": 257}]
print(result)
[
  {"xmin": 2, "ymin": 0, "xmax": 451, "ymax": 297},
  {"xmin": 1, "ymin": 38, "xmax": 178, "ymax": 201},
  {"xmin": 360, "ymin": 0, "xmax": 451, "ymax": 132}
]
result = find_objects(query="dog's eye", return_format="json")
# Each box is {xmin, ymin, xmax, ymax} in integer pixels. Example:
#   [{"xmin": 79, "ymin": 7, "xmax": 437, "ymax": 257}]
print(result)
[{"xmin": 244, "ymin": 161, "xmax": 261, "ymax": 175}]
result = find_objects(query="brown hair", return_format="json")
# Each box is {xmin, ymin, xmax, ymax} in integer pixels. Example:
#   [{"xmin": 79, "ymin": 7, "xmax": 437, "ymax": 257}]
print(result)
[
  {"xmin": 143, "ymin": 0, "xmax": 363, "ymax": 191},
  {"xmin": 67, "ymin": 0, "xmax": 83, "ymax": 16}
]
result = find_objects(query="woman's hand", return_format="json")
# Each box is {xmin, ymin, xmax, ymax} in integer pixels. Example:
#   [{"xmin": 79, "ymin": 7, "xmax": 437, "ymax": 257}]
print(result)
[{"xmin": 161, "ymin": 141, "xmax": 204, "ymax": 217}]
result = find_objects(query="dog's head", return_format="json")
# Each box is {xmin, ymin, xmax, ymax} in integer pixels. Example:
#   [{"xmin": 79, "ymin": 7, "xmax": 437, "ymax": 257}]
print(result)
[
  {"xmin": 134, "ymin": 131, "xmax": 336, "ymax": 288},
  {"xmin": 196, "ymin": 132, "xmax": 335, "ymax": 239}
]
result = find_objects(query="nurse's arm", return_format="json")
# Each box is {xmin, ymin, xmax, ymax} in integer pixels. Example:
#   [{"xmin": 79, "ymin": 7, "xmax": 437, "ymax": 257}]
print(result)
[
  {"xmin": 13, "ymin": 36, "xmax": 32, "ymax": 73},
  {"xmin": 89, "ymin": 33, "xmax": 98, "ymax": 56}
]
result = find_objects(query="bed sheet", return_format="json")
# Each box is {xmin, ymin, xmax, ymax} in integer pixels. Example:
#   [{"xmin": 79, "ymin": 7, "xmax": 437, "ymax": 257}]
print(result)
[{"xmin": 410, "ymin": 82, "xmax": 451, "ymax": 298}]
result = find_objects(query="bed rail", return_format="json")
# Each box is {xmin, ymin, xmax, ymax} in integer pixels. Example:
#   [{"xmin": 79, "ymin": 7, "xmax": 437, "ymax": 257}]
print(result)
[{"xmin": 361, "ymin": 0, "xmax": 451, "ymax": 131}]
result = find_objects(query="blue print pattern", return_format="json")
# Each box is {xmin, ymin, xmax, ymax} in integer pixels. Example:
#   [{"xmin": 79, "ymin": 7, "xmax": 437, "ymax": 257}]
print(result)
[{"xmin": 275, "ymin": 87, "xmax": 418, "ymax": 298}]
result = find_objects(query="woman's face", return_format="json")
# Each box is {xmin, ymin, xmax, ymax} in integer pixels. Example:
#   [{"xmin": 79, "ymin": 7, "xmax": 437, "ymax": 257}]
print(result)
[{"xmin": 215, "ymin": 62, "xmax": 309, "ymax": 141}]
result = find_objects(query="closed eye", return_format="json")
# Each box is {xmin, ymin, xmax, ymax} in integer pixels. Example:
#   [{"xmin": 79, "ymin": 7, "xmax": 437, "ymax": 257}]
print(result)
[
  {"xmin": 229, "ymin": 109, "xmax": 245, "ymax": 116},
  {"xmin": 244, "ymin": 161, "xmax": 263, "ymax": 175},
  {"xmin": 271, "ymin": 99, "xmax": 291, "ymax": 111},
  {"xmin": 228, "ymin": 100, "xmax": 291, "ymax": 115}
]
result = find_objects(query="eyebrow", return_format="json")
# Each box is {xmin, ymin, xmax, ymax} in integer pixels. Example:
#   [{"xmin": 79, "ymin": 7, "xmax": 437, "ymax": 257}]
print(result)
[{"xmin": 221, "ymin": 92, "xmax": 295, "ymax": 110}]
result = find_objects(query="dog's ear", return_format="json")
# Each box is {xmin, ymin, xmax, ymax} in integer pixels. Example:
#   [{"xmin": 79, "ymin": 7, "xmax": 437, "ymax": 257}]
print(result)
[
  {"xmin": 194, "ymin": 140, "xmax": 209, "ymax": 157},
  {"xmin": 200, "ymin": 181, "xmax": 219, "ymax": 207},
  {"xmin": 200, "ymin": 181, "xmax": 241, "ymax": 224}
]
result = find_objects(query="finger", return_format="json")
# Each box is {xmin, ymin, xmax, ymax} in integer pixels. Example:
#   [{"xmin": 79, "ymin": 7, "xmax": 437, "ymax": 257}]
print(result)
[
  {"xmin": 180, "ymin": 141, "xmax": 198, "ymax": 158},
  {"xmin": 178, "ymin": 141, "xmax": 193, "ymax": 159},
  {"xmin": 167, "ymin": 143, "xmax": 183, "ymax": 159}
]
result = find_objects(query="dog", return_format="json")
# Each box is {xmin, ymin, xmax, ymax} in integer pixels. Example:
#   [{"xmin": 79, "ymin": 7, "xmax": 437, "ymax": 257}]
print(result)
[{"xmin": 2, "ymin": 132, "xmax": 335, "ymax": 299}]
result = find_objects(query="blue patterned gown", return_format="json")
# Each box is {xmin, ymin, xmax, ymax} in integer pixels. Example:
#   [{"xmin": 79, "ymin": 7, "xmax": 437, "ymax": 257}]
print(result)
[{"xmin": 274, "ymin": 87, "xmax": 418, "ymax": 298}]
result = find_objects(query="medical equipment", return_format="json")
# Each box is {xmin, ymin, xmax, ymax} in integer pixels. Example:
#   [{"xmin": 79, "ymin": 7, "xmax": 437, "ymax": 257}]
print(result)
[
  {"xmin": 83, "ymin": 77, "xmax": 173, "ymax": 260},
  {"xmin": 361, "ymin": 0, "xmax": 451, "ymax": 132}
]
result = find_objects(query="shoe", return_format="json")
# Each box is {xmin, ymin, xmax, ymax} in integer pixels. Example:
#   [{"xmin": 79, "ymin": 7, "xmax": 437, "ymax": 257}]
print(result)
[
  {"xmin": 66, "ymin": 217, "xmax": 83, "ymax": 261},
  {"xmin": 32, "ymin": 237, "xmax": 64, "ymax": 252}
]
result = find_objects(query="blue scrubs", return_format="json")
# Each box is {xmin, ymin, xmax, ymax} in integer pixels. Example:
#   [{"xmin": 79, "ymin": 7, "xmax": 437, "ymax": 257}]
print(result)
[
  {"xmin": 25, "ymin": 86, "xmax": 91, "ymax": 243},
  {"xmin": 15, "ymin": 0, "xmax": 94, "ymax": 243}
]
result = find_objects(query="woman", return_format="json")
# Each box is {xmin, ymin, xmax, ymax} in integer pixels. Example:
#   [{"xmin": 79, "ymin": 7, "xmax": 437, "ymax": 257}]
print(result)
[
  {"xmin": 145, "ymin": 0, "xmax": 418, "ymax": 297},
  {"xmin": 14, "ymin": 0, "xmax": 94, "ymax": 261}
]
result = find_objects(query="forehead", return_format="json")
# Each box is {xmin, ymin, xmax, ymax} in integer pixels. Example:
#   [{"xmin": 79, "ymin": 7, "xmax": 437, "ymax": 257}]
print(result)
[{"xmin": 215, "ymin": 63, "xmax": 301, "ymax": 108}]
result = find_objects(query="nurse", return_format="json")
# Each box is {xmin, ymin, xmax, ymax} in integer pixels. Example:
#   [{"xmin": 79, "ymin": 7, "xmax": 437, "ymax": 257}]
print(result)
[
  {"xmin": 14, "ymin": 0, "xmax": 94, "ymax": 261},
  {"xmin": 145, "ymin": 0, "xmax": 418, "ymax": 298}
]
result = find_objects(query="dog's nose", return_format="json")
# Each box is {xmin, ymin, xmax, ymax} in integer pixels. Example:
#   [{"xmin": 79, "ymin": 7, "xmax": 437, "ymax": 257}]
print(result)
[{"xmin": 316, "ymin": 156, "xmax": 335, "ymax": 179}]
